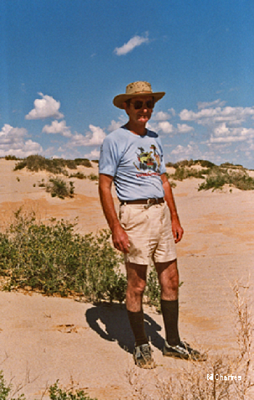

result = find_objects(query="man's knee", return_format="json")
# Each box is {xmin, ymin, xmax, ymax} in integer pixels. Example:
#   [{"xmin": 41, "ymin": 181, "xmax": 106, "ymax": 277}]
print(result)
[
  {"xmin": 155, "ymin": 260, "xmax": 179, "ymax": 294},
  {"xmin": 127, "ymin": 279, "xmax": 146, "ymax": 296}
]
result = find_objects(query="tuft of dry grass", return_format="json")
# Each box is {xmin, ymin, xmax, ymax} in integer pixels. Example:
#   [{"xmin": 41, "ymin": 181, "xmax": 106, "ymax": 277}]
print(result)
[{"xmin": 126, "ymin": 280, "xmax": 254, "ymax": 399}]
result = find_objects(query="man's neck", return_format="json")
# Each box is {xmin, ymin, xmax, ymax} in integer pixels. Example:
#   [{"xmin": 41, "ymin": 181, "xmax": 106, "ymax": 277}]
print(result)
[{"xmin": 125, "ymin": 121, "xmax": 147, "ymax": 136}]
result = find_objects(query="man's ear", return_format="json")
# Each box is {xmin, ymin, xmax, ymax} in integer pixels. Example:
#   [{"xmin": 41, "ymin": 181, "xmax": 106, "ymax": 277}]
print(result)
[{"xmin": 123, "ymin": 101, "xmax": 129, "ymax": 115}]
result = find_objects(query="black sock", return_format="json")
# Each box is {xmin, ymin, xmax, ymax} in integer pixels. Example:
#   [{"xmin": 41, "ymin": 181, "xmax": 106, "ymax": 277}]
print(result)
[
  {"xmin": 127, "ymin": 309, "xmax": 148, "ymax": 347},
  {"xmin": 161, "ymin": 299, "xmax": 181, "ymax": 346}
]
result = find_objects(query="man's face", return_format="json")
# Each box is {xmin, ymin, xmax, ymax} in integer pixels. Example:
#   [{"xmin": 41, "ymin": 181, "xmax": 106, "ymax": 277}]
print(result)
[{"xmin": 124, "ymin": 96, "xmax": 154, "ymax": 126}]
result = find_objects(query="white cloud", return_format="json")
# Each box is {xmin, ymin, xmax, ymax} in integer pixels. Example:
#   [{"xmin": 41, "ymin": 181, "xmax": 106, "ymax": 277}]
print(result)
[
  {"xmin": 197, "ymin": 99, "xmax": 226, "ymax": 109},
  {"xmin": 0, "ymin": 124, "xmax": 42, "ymax": 157},
  {"xmin": 168, "ymin": 108, "xmax": 176, "ymax": 117},
  {"xmin": 108, "ymin": 119, "xmax": 123, "ymax": 132},
  {"xmin": 114, "ymin": 34, "xmax": 149, "ymax": 56},
  {"xmin": 171, "ymin": 143, "xmax": 196, "ymax": 157},
  {"xmin": 152, "ymin": 111, "xmax": 171, "ymax": 121},
  {"xmin": 213, "ymin": 122, "xmax": 230, "ymax": 137},
  {"xmin": 70, "ymin": 125, "xmax": 106, "ymax": 147},
  {"xmin": 157, "ymin": 121, "xmax": 174, "ymax": 134},
  {"xmin": 42, "ymin": 120, "xmax": 72, "ymax": 137},
  {"xmin": 180, "ymin": 106, "xmax": 254, "ymax": 126},
  {"xmin": 210, "ymin": 126, "xmax": 254, "ymax": 143},
  {"xmin": 85, "ymin": 125, "xmax": 106, "ymax": 145},
  {"xmin": 84, "ymin": 149, "xmax": 100, "ymax": 159},
  {"xmin": 176, "ymin": 124, "xmax": 194, "ymax": 134},
  {"xmin": 0, "ymin": 124, "xmax": 27, "ymax": 141},
  {"xmin": 25, "ymin": 93, "xmax": 64, "ymax": 120},
  {"xmin": 210, "ymin": 135, "xmax": 246, "ymax": 143}
]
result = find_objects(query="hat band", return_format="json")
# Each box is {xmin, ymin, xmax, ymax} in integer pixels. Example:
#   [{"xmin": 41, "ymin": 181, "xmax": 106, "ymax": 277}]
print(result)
[{"xmin": 127, "ymin": 90, "xmax": 152, "ymax": 96}]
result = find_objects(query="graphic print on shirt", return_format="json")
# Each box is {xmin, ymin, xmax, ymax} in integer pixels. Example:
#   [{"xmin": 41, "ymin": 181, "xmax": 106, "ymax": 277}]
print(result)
[{"xmin": 133, "ymin": 144, "xmax": 161, "ymax": 177}]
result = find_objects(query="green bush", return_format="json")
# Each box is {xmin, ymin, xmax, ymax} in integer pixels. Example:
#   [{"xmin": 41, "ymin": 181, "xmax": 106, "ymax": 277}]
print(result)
[
  {"xmin": 169, "ymin": 167, "xmax": 207, "ymax": 181},
  {"xmin": 49, "ymin": 381, "xmax": 97, "ymax": 400},
  {"xmin": 69, "ymin": 172, "xmax": 87, "ymax": 179},
  {"xmin": 0, "ymin": 371, "xmax": 97, "ymax": 400},
  {"xmin": 14, "ymin": 156, "xmax": 77, "ymax": 174},
  {"xmin": 145, "ymin": 268, "xmax": 161, "ymax": 311},
  {"xmin": 46, "ymin": 177, "xmax": 75, "ymax": 199},
  {"xmin": 198, "ymin": 169, "xmax": 254, "ymax": 191},
  {"xmin": 4, "ymin": 155, "xmax": 20, "ymax": 161},
  {"xmin": 74, "ymin": 158, "xmax": 92, "ymax": 168},
  {"xmin": 13, "ymin": 156, "xmax": 96, "ymax": 174},
  {"xmin": 0, "ymin": 211, "xmax": 126, "ymax": 302},
  {"xmin": 198, "ymin": 171, "xmax": 228, "ymax": 191},
  {"xmin": 87, "ymin": 173, "xmax": 98, "ymax": 181}
]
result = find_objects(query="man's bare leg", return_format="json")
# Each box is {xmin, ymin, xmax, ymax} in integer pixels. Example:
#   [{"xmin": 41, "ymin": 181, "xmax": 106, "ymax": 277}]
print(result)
[
  {"xmin": 155, "ymin": 259, "xmax": 180, "ymax": 346},
  {"xmin": 125, "ymin": 262, "xmax": 149, "ymax": 346},
  {"xmin": 125, "ymin": 262, "xmax": 147, "ymax": 312},
  {"xmin": 125, "ymin": 262, "xmax": 155, "ymax": 368},
  {"xmin": 155, "ymin": 259, "xmax": 179, "ymax": 300}
]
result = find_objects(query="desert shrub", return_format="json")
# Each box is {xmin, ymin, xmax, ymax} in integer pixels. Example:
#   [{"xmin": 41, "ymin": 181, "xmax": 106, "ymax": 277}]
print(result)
[
  {"xmin": 69, "ymin": 172, "xmax": 87, "ymax": 179},
  {"xmin": 220, "ymin": 162, "xmax": 244, "ymax": 169},
  {"xmin": 4, "ymin": 155, "xmax": 20, "ymax": 161},
  {"xmin": 38, "ymin": 179, "xmax": 46, "ymax": 187},
  {"xmin": 87, "ymin": 173, "xmax": 98, "ymax": 181},
  {"xmin": 145, "ymin": 268, "xmax": 161, "ymax": 311},
  {"xmin": 198, "ymin": 171, "xmax": 228, "ymax": 191},
  {"xmin": 0, "ymin": 371, "xmax": 97, "ymax": 400},
  {"xmin": 166, "ymin": 159, "xmax": 215, "ymax": 169},
  {"xmin": 74, "ymin": 158, "xmax": 92, "ymax": 168},
  {"xmin": 174, "ymin": 159, "xmax": 194, "ymax": 168},
  {"xmin": 13, "ymin": 159, "xmax": 27, "ymax": 170},
  {"xmin": 14, "ymin": 156, "xmax": 77, "ymax": 174},
  {"xmin": 194, "ymin": 159, "xmax": 216, "ymax": 168},
  {"xmin": 169, "ymin": 167, "xmax": 207, "ymax": 181},
  {"xmin": 165, "ymin": 161, "xmax": 175, "ymax": 168},
  {"xmin": 228, "ymin": 171, "xmax": 254, "ymax": 190},
  {"xmin": 0, "ymin": 370, "xmax": 25, "ymax": 399},
  {"xmin": 0, "ymin": 211, "xmax": 126, "ymax": 302},
  {"xmin": 64, "ymin": 159, "xmax": 77, "ymax": 169},
  {"xmin": 49, "ymin": 381, "xmax": 97, "ymax": 400},
  {"xmin": 46, "ymin": 177, "xmax": 75, "ymax": 199},
  {"xmin": 199, "ymin": 169, "xmax": 254, "ymax": 191}
]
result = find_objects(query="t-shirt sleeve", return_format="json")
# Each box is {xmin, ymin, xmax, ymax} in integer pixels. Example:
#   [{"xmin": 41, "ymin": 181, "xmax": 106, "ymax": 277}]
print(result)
[{"xmin": 99, "ymin": 135, "xmax": 120, "ymax": 177}]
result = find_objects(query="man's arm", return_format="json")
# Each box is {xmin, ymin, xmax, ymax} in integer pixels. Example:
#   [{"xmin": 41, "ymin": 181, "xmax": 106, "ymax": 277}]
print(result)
[
  {"xmin": 161, "ymin": 173, "xmax": 184, "ymax": 243},
  {"xmin": 98, "ymin": 174, "xmax": 130, "ymax": 253}
]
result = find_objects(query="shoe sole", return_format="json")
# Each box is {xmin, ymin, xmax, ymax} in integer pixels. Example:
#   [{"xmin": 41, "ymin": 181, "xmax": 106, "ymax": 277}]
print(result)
[
  {"xmin": 163, "ymin": 349, "xmax": 207, "ymax": 362},
  {"xmin": 135, "ymin": 361, "xmax": 156, "ymax": 369},
  {"xmin": 134, "ymin": 357, "xmax": 156, "ymax": 369}
]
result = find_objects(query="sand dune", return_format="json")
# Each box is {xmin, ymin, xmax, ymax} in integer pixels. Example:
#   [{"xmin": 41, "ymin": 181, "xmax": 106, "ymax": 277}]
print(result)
[{"xmin": 0, "ymin": 159, "xmax": 253, "ymax": 399}]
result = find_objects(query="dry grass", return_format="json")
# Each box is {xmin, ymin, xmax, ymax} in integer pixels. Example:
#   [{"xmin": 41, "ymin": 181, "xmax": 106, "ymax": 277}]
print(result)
[{"xmin": 126, "ymin": 280, "xmax": 254, "ymax": 399}]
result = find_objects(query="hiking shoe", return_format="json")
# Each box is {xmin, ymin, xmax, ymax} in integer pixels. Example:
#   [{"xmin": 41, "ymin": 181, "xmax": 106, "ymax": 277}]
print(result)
[
  {"xmin": 163, "ymin": 341, "xmax": 207, "ymax": 361},
  {"xmin": 133, "ymin": 343, "xmax": 156, "ymax": 369}
]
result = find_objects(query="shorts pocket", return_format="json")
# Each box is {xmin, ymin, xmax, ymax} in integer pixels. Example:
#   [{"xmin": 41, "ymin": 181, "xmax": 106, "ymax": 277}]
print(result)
[{"xmin": 119, "ymin": 205, "xmax": 130, "ymax": 228}]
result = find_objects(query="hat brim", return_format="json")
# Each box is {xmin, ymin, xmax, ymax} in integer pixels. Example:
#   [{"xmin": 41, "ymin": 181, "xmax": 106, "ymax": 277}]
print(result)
[{"xmin": 113, "ymin": 92, "xmax": 165, "ymax": 109}]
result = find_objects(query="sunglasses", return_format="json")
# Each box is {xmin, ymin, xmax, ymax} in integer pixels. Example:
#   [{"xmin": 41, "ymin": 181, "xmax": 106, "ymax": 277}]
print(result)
[{"xmin": 131, "ymin": 100, "xmax": 155, "ymax": 110}]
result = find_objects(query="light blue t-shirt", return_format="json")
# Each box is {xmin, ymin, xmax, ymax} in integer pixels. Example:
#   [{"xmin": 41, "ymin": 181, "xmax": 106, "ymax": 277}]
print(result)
[{"xmin": 99, "ymin": 127, "xmax": 166, "ymax": 201}]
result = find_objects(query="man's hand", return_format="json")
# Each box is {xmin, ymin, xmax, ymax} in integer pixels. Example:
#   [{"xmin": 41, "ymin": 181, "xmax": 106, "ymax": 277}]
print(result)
[
  {"xmin": 172, "ymin": 218, "xmax": 184, "ymax": 243},
  {"xmin": 112, "ymin": 224, "xmax": 130, "ymax": 253}
]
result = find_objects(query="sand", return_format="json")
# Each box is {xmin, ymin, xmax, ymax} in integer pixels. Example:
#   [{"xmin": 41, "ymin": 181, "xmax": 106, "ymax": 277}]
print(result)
[{"xmin": 0, "ymin": 159, "xmax": 254, "ymax": 399}]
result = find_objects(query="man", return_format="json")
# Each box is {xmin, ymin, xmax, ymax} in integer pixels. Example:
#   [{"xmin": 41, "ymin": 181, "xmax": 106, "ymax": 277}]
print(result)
[{"xmin": 99, "ymin": 81, "xmax": 205, "ymax": 368}]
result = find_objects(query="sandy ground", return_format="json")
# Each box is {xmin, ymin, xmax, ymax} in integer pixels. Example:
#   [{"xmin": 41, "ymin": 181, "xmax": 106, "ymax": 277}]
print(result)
[{"xmin": 0, "ymin": 159, "xmax": 254, "ymax": 399}]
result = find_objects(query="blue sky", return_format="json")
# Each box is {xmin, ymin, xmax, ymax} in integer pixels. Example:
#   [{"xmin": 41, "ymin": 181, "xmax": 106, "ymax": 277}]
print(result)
[{"xmin": 1, "ymin": 0, "xmax": 254, "ymax": 168}]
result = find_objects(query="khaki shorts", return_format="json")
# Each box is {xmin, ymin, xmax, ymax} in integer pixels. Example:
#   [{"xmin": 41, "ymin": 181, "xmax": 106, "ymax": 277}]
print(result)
[{"xmin": 119, "ymin": 202, "xmax": 177, "ymax": 265}]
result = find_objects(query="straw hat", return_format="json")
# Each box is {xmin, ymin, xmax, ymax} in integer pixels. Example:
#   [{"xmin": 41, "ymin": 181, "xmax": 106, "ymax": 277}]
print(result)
[{"xmin": 113, "ymin": 81, "xmax": 165, "ymax": 109}]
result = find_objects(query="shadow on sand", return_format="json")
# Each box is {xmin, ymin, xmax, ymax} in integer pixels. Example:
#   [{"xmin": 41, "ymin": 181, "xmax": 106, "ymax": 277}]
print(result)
[{"xmin": 85, "ymin": 303, "xmax": 164, "ymax": 354}]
